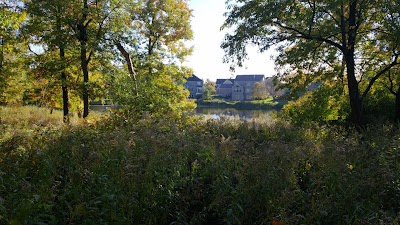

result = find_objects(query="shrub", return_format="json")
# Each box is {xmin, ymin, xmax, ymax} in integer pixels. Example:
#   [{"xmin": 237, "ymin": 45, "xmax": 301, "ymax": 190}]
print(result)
[{"xmin": 1, "ymin": 106, "xmax": 399, "ymax": 224}]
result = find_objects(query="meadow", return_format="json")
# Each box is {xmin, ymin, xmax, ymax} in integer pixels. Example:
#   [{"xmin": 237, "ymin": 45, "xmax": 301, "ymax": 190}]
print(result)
[{"xmin": 1, "ymin": 106, "xmax": 399, "ymax": 224}]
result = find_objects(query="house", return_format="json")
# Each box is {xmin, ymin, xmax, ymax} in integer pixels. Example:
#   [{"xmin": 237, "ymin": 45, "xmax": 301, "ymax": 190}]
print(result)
[
  {"xmin": 231, "ymin": 84, "xmax": 245, "ymax": 100},
  {"xmin": 216, "ymin": 79, "xmax": 234, "ymax": 98},
  {"xmin": 184, "ymin": 74, "xmax": 204, "ymax": 98},
  {"xmin": 233, "ymin": 75, "xmax": 265, "ymax": 100},
  {"xmin": 215, "ymin": 74, "xmax": 266, "ymax": 100}
]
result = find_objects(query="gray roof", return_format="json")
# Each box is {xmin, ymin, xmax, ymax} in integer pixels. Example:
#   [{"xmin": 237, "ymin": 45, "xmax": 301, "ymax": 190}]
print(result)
[
  {"xmin": 218, "ymin": 83, "xmax": 234, "ymax": 89},
  {"xmin": 216, "ymin": 78, "xmax": 234, "ymax": 85},
  {"xmin": 235, "ymin": 75, "xmax": 264, "ymax": 81},
  {"xmin": 216, "ymin": 79, "xmax": 225, "ymax": 85},
  {"xmin": 186, "ymin": 74, "xmax": 202, "ymax": 82}
]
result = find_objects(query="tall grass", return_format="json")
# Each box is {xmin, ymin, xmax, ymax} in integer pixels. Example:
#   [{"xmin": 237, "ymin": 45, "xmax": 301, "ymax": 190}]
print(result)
[
  {"xmin": 0, "ymin": 106, "xmax": 399, "ymax": 224},
  {"xmin": 0, "ymin": 105, "xmax": 106, "ymax": 128},
  {"xmin": 1, "ymin": 105, "xmax": 64, "ymax": 127}
]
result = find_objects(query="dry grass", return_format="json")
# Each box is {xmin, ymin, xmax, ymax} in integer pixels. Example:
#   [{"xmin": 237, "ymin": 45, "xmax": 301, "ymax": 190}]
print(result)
[{"xmin": 0, "ymin": 105, "xmax": 107, "ymax": 128}]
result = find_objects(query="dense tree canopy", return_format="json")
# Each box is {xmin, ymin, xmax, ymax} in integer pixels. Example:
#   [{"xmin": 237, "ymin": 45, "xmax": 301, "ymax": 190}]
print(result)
[
  {"xmin": 222, "ymin": 0, "xmax": 400, "ymax": 125},
  {"xmin": 1, "ymin": 0, "xmax": 194, "ymax": 120},
  {"xmin": 107, "ymin": 0, "xmax": 195, "ymax": 118},
  {"xmin": 0, "ymin": 1, "xmax": 27, "ymax": 104}
]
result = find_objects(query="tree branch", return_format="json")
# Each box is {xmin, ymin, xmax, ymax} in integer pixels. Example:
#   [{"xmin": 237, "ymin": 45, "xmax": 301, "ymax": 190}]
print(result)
[
  {"xmin": 113, "ymin": 38, "xmax": 139, "ymax": 96},
  {"xmin": 273, "ymin": 22, "xmax": 344, "ymax": 51},
  {"xmin": 28, "ymin": 44, "xmax": 40, "ymax": 56},
  {"xmin": 86, "ymin": 50, "xmax": 93, "ymax": 64},
  {"xmin": 361, "ymin": 52, "xmax": 400, "ymax": 99},
  {"xmin": 386, "ymin": 70, "xmax": 396, "ymax": 95}
]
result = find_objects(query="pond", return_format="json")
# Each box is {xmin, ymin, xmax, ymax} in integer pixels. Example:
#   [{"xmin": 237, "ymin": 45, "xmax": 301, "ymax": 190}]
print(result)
[
  {"xmin": 195, "ymin": 107, "xmax": 275, "ymax": 120},
  {"xmin": 89, "ymin": 105, "xmax": 276, "ymax": 121}
]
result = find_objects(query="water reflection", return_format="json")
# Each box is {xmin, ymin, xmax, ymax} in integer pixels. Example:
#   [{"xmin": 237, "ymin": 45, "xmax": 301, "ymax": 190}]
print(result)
[
  {"xmin": 90, "ymin": 105, "xmax": 274, "ymax": 121},
  {"xmin": 196, "ymin": 107, "xmax": 273, "ymax": 120},
  {"xmin": 89, "ymin": 105, "xmax": 114, "ymax": 112}
]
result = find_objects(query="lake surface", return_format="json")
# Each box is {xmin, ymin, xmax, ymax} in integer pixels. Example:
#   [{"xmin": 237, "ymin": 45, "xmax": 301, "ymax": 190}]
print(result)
[
  {"xmin": 90, "ymin": 105, "xmax": 275, "ymax": 120},
  {"xmin": 89, "ymin": 105, "xmax": 115, "ymax": 112},
  {"xmin": 195, "ymin": 107, "xmax": 275, "ymax": 120}
]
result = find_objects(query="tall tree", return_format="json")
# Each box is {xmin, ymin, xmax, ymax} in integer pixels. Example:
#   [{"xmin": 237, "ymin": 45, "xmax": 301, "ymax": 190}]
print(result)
[
  {"xmin": 108, "ymin": 0, "xmax": 195, "ymax": 117},
  {"xmin": 0, "ymin": 1, "xmax": 27, "ymax": 104},
  {"xmin": 222, "ymin": 0, "xmax": 400, "ymax": 126},
  {"xmin": 380, "ymin": 0, "xmax": 400, "ymax": 121},
  {"xmin": 25, "ymin": 0, "xmax": 74, "ymax": 122},
  {"xmin": 68, "ymin": 0, "xmax": 112, "ymax": 118},
  {"xmin": 107, "ymin": 0, "xmax": 140, "ymax": 96}
]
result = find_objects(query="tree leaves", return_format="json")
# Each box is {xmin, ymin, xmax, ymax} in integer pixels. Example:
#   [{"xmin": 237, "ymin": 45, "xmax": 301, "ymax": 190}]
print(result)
[{"xmin": 222, "ymin": 0, "xmax": 400, "ymax": 124}]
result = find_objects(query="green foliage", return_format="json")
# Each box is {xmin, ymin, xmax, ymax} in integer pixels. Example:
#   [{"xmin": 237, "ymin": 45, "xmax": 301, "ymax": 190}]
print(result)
[
  {"xmin": 281, "ymin": 84, "xmax": 350, "ymax": 125},
  {"xmin": 203, "ymin": 79, "xmax": 216, "ymax": 100},
  {"xmin": 107, "ymin": 64, "xmax": 196, "ymax": 120},
  {"xmin": 1, "ymin": 106, "xmax": 400, "ymax": 224},
  {"xmin": 252, "ymin": 81, "xmax": 269, "ymax": 100},
  {"xmin": 106, "ymin": 0, "xmax": 195, "ymax": 119},
  {"xmin": 222, "ymin": 0, "xmax": 400, "ymax": 125},
  {"xmin": 202, "ymin": 88, "xmax": 212, "ymax": 101},
  {"xmin": 198, "ymin": 96, "xmax": 283, "ymax": 110},
  {"xmin": 0, "ymin": 2, "xmax": 28, "ymax": 104}
]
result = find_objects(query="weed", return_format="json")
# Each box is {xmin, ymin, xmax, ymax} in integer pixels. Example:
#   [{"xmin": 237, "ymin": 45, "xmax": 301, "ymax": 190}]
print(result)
[{"xmin": 1, "ymin": 106, "xmax": 399, "ymax": 224}]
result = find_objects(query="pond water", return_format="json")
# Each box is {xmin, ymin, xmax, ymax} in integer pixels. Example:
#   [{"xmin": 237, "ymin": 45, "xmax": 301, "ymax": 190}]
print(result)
[
  {"xmin": 90, "ymin": 105, "xmax": 276, "ymax": 120},
  {"xmin": 89, "ymin": 105, "xmax": 116, "ymax": 112},
  {"xmin": 195, "ymin": 107, "xmax": 275, "ymax": 120}
]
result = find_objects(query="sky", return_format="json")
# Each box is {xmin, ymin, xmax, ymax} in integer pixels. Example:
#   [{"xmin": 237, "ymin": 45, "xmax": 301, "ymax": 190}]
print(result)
[{"xmin": 185, "ymin": 0, "xmax": 276, "ymax": 82}]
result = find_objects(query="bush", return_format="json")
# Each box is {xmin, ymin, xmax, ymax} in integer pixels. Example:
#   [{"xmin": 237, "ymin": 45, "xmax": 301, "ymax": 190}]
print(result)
[
  {"xmin": 281, "ymin": 85, "xmax": 350, "ymax": 125},
  {"xmin": 1, "ymin": 106, "xmax": 400, "ymax": 224}
]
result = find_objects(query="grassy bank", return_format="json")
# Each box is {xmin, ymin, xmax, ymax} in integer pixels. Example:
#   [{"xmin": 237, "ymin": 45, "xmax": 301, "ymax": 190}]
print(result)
[
  {"xmin": 197, "ymin": 97, "xmax": 286, "ymax": 110},
  {"xmin": 1, "ymin": 106, "xmax": 399, "ymax": 224}
]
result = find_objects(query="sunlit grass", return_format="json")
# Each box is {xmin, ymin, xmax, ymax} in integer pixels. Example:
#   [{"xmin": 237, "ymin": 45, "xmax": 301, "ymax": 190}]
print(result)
[
  {"xmin": 0, "ymin": 105, "xmax": 107, "ymax": 128},
  {"xmin": 1, "ymin": 105, "xmax": 64, "ymax": 127}
]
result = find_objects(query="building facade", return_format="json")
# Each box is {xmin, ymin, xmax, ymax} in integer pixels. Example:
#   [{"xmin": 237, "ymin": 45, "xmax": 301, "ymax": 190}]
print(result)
[
  {"xmin": 184, "ymin": 74, "xmax": 204, "ymax": 98},
  {"xmin": 216, "ymin": 79, "xmax": 234, "ymax": 98},
  {"xmin": 216, "ymin": 74, "xmax": 265, "ymax": 100}
]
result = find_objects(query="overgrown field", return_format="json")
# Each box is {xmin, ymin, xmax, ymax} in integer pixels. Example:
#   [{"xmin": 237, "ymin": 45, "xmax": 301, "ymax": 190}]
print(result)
[{"xmin": 1, "ymin": 106, "xmax": 399, "ymax": 224}]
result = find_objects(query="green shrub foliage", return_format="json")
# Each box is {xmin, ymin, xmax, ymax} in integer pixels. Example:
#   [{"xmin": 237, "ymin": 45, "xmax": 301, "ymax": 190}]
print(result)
[
  {"xmin": 1, "ymin": 107, "xmax": 400, "ymax": 224},
  {"xmin": 281, "ymin": 84, "xmax": 350, "ymax": 125}
]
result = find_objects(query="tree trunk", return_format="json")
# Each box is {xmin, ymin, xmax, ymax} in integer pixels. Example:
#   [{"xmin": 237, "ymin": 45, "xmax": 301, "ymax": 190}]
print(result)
[
  {"xmin": 114, "ymin": 39, "xmax": 139, "ymax": 95},
  {"xmin": 56, "ymin": 10, "xmax": 69, "ymax": 123},
  {"xmin": 345, "ymin": 55, "xmax": 364, "ymax": 126},
  {"xmin": 60, "ymin": 46, "xmax": 69, "ymax": 123},
  {"xmin": 80, "ymin": 39, "xmax": 89, "ymax": 118},
  {"xmin": 395, "ymin": 90, "xmax": 400, "ymax": 122},
  {"xmin": 344, "ymin": 0, "xmax": 364, "ymax": 127},
  {"xmin": 78, "ymin": 0, "xmax": 89, "ymax": 118}
]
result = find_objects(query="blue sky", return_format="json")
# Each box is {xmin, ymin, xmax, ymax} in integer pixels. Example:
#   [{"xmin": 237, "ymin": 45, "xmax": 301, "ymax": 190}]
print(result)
[{"xmin": 185, "ymin": 0, "xmax": 276, "ymax": 81}]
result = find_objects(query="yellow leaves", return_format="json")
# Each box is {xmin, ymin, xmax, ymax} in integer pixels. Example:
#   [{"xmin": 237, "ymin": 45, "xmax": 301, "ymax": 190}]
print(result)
[
  {"xmin": 347, "ymin": 163, "xmax": 354, "ymax": 171},
  {"xmin": 305, "ymin": 161, "xmax": 312, "ymax": 170}
]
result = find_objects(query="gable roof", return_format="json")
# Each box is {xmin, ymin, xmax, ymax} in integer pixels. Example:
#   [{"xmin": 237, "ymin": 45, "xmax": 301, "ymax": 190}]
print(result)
[
  {"xmin": 224, "ymin": 79, "xmax": 234, "ymax": 84},
  {"xmin": 216, "ymin": 78, "xmax": 234, "ymax": 85},
  {"xmin": 218, "ymin": 83, "xmax": 234, "ymax": 89},
  {"xmin": 235, "ymin": 74, "xmax": 265, "ymax": 82},
  {"xmin": 186, "ymin": 74, "xmax": 202, "ymax": 82},
  {"xmin": 216, "ymin": 79, "xmax": 225, "ymax": 85}
]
